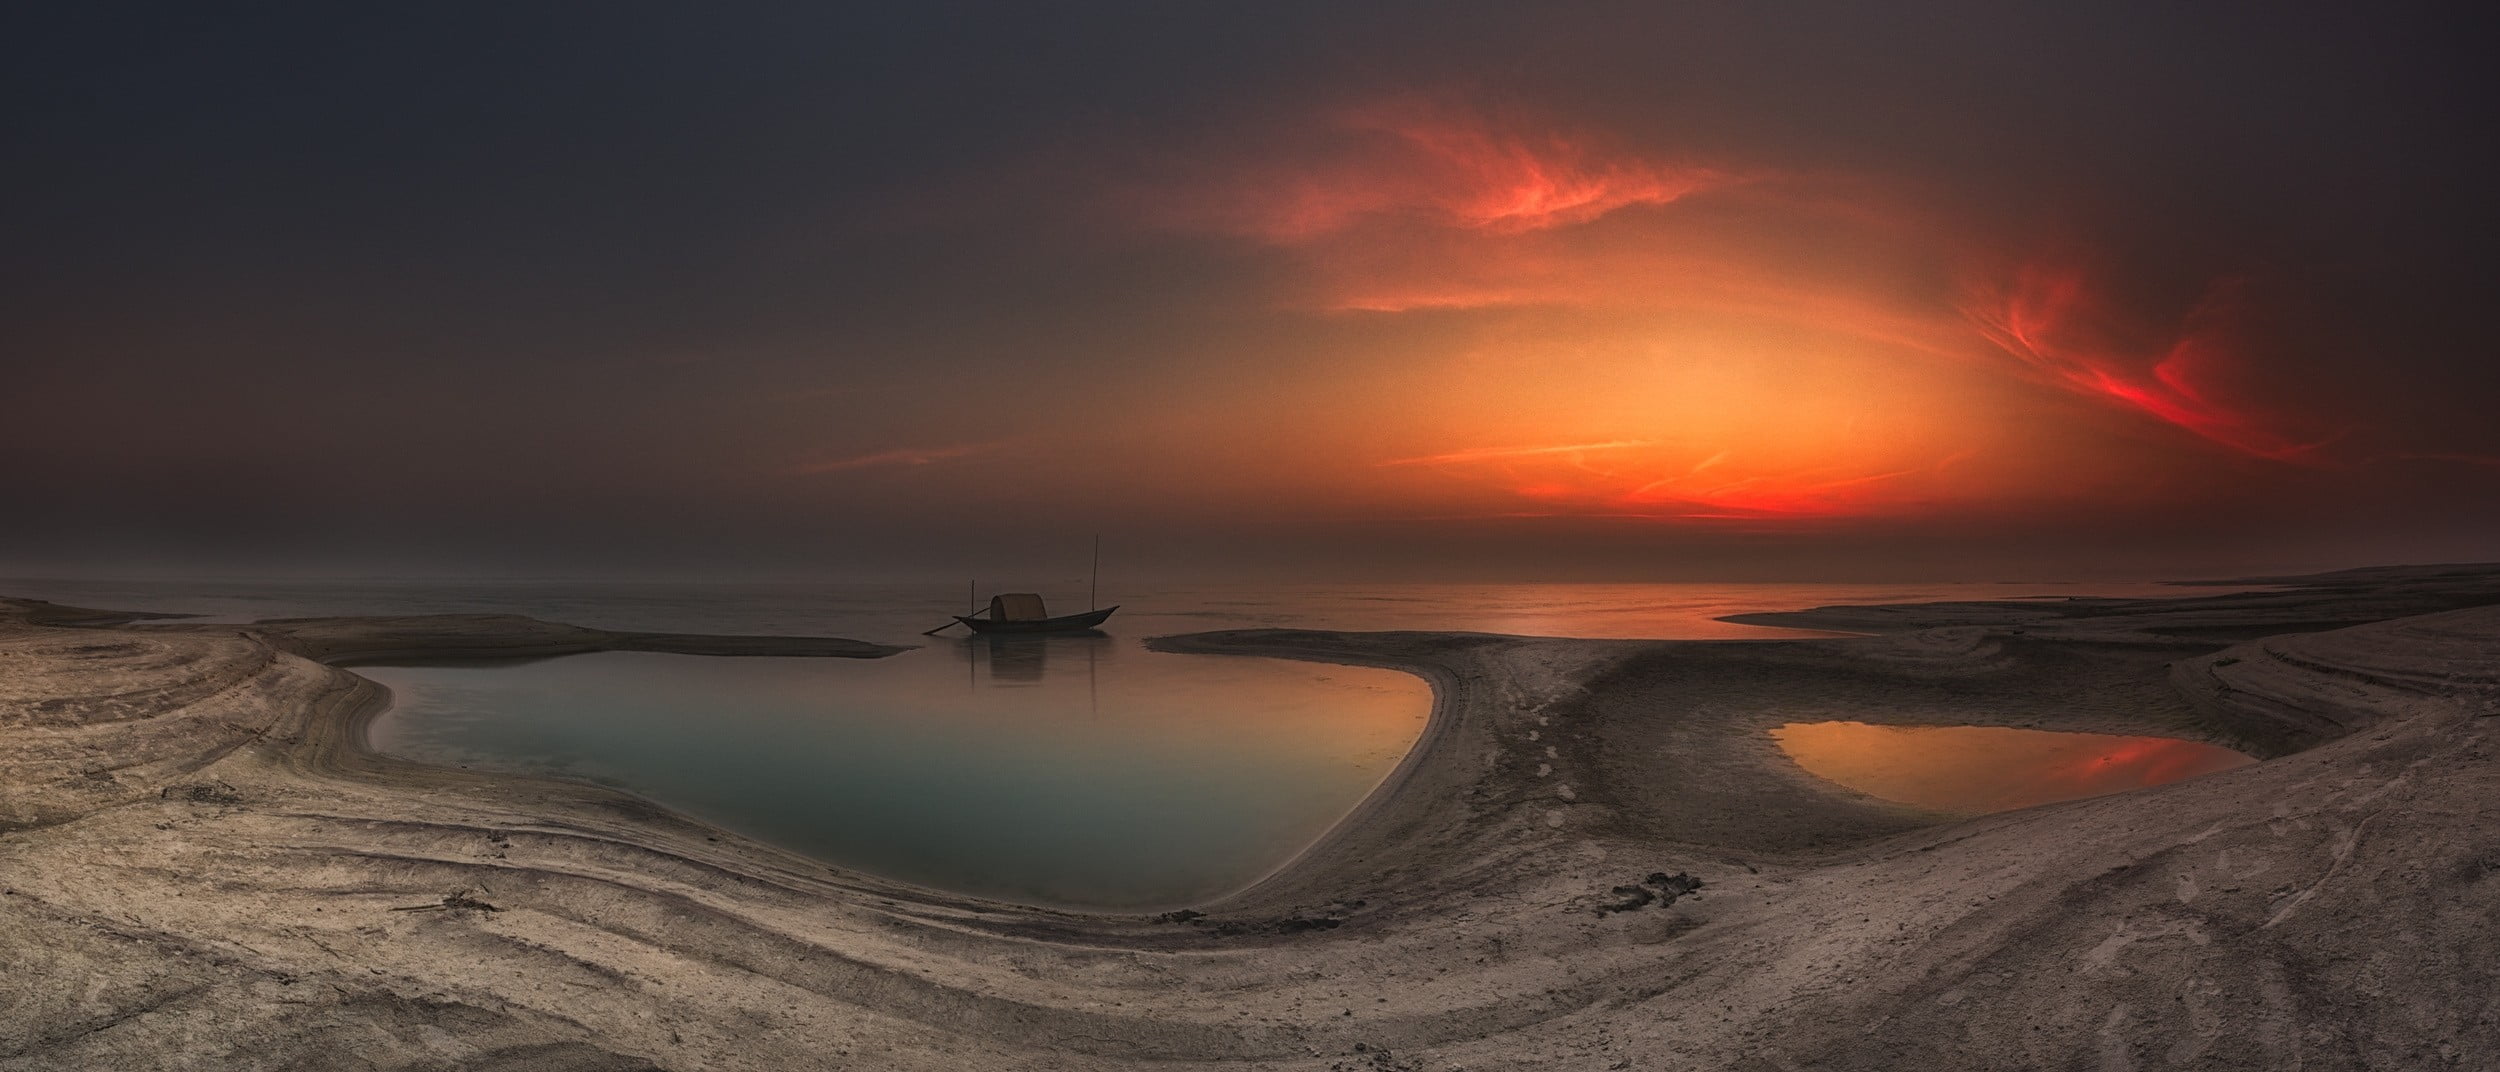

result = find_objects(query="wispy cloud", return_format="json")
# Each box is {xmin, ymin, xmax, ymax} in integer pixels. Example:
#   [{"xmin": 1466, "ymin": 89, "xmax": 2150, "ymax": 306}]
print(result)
[
  {"xmin": 790, "ymin": 442, "xmax": 1000, "ymax": 475},
  {"xmin": 1143, "ymin": 95, "xmax": 1738, "ymax": 244},
  {"xmin": 1379, "ymin": 440, "xmax": 1654, "ymax": 467},
  {"xmin": 1962, "ymin": 264, "xmax": 2335, "ymax": 464}
]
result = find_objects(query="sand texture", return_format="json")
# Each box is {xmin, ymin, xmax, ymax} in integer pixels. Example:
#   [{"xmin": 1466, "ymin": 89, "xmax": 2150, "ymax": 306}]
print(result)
[{"xmin": 4, "ymin": 568, "xmax": 2498, "ymax": 1070}]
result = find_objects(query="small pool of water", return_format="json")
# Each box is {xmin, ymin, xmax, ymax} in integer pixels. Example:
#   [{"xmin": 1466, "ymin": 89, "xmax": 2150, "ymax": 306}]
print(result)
[
  {"xmin": 360, "ymin": 641, "xmax": 1428, "ymax": 911},
  {"xmin": 1770, "ymin": 721, "xmax": 2254, "ymax": 815}
]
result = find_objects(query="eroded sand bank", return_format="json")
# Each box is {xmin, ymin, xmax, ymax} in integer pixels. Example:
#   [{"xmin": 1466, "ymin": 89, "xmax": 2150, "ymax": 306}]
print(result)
[{"xmin": 4, "ymin": 568, "xmax": 2497, "ymax": 1070}]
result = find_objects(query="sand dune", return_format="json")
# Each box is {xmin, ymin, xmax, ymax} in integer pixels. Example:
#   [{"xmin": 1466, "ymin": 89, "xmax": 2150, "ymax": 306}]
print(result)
[{"xmin": 3, "ymin": 568, "xmax": 2496, "ymax": 1070}]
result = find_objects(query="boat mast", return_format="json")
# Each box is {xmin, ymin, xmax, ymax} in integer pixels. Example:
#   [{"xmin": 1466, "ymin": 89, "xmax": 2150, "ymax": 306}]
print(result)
[{"xmin": 1090, "ymin": 534, "xmax": 1101, "ymax": 612}]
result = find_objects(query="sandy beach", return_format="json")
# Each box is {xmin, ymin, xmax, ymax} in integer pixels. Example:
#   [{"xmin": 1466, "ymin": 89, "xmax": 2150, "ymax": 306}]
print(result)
[{"xmin": 5, "ymin": 566, "xmax": 2499, "ymax": 1070}]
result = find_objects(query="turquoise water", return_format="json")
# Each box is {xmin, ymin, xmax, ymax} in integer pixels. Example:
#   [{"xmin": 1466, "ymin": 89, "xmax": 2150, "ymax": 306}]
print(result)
[{"xmin": 360, "ymin": 641, "xmax": 1430, "ymax": 910}]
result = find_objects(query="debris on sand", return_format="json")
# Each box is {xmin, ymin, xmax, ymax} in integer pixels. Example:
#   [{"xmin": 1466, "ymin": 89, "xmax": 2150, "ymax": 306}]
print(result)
[
  {"xmin": 1330, "ymin": 1040, "xmax": 1424, "ymax": 1071},
  {"xmin": 1159, "ymin": 898, "xmax": 1369, "ymax": 935},
  {"xmin": 159, "ymin": 781, "xmax": 242, "ymax": 805},
  {"xmin": 1210, "ymin": 912, "xmax": 1343, "ymax": 937},
  {"xmin": 389, "ymin": 888, "xmax": 503, "ymax": 914},
  {"xmin": 1159, "ymin": 908, "xmax": 1349, "ymax": 936},
  {"xmin": 1596, "ymin": 871, "xmax": 1703, "ymax": 915},
  {"xmin": 1647, "ymin": 871, "xmax": 1703, "ymax": 903}
]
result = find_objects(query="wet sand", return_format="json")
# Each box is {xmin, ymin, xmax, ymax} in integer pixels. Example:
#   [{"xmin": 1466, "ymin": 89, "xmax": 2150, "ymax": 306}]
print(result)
[{"xmin": 4, "ymin": 566, "xmax": 2498, "ymax": 1070}]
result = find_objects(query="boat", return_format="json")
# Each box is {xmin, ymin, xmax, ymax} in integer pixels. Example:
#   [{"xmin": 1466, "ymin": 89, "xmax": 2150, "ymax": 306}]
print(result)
[
  {"xmin": 953, "ymin": 593, "xmax": 1118, "ymax": 634},
  {"xmin": 926, "ymin": 536, "xmax": 1118, "ymax": 636}
]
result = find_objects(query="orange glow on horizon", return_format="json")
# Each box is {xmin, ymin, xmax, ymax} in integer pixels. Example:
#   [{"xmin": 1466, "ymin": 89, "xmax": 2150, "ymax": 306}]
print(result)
[
  {"xmin": 1090, "ymin": 94, "xmax": 2494, "ymax": 531},
  {"xmin": 1381, "ymin": 440, "xmax": 1956, "ymax": 520}
]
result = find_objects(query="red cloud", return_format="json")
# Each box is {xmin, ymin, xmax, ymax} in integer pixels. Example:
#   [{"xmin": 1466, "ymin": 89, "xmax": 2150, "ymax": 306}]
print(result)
[
  {"xmin": 1150, "ymin": 97, "xmax": 1735, "ymax": 243},
  {"xmin": 1964, "ymin": 264, "xmax": 2332, "ymax": 464}
]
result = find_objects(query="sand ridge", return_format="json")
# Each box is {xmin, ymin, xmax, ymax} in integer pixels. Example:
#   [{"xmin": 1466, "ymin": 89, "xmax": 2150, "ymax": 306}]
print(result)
[{"xmin": 3, "ymin": 569, "xmax": 2498, "ymax": 1070}]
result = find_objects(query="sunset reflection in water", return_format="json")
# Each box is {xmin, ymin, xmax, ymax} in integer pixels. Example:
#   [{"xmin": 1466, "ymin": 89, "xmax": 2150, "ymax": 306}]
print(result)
[{"xmin": 1771, "ymin": 721, "xmax": 2253, "ymax": 816}]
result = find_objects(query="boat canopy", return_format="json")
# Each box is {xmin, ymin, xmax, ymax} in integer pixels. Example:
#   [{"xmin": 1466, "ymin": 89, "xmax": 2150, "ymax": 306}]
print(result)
[{"xmin": 990, "ymin": 593, "xmax": 1050, "ymax": 621}]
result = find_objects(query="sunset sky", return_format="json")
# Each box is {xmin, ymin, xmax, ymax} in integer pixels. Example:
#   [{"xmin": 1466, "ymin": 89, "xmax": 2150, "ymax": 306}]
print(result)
[{"xmin": 6, "ymin": 3, "xmax": 2495, "ymax": 581}]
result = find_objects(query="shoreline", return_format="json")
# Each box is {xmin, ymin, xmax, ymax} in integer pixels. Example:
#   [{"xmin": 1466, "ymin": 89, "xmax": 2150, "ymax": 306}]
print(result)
[
  {"xmin": 1150, "ymin": 632, "xmax": 1538, "ymax": 917},
  {"xmin": 1149, "ymin": 635, "xmax": 1468, "ymax": 915},
  {"xmin": 6, "ymin": 568, "xmax": 2500, "ymax": 1069}
]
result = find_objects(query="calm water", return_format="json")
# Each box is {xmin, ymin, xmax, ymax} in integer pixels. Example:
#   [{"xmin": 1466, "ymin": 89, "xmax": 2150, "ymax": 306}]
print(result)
[
  {"xmin": 362, "ymin": 644, "xmax": 1427, "ymax": 910},
  {"xmin": 1772, "ymin": 721, "xmax": 2254, "ymax": 816},
  {"xmin": 0, "ymin": 577, "xmax": 2252, "ymax": 645},
  {"xmin": 4, "ymin": 577, "xmax": 2269, "ymax": 907}
]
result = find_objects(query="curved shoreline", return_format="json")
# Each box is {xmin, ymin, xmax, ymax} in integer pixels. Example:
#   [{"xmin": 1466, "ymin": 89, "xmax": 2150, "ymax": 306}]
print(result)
[
  {"xmin": 1153, "ymin": 630, "xmax": 1653, "ymax": 916},
  {"xmin": 1148, "ymin": 635, "xmax": 1469, "ymax": 914},
  {"xmin": 7, "ymin": 569, "xmax": 2500, "ymax": 1070}
]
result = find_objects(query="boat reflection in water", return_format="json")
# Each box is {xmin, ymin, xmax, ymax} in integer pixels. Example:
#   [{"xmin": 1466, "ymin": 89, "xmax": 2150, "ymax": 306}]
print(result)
[
  {"xmin": 959, "ymin": 631, "xmax": 1108, "ymax": 687},
  {"xmin": 1771, "ymin": 721, "xmax": 2254, "ymax": 816}
]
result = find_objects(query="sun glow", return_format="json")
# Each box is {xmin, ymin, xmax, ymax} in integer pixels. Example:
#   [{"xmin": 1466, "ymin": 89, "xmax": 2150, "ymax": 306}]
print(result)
[
  {"xmin": 1099, "ymin": 92, "xmax": 2475, "ymax": 530},
  {"xmin": 1382, "ymin": 440, "xmax": 1944, "ymax": 520}
]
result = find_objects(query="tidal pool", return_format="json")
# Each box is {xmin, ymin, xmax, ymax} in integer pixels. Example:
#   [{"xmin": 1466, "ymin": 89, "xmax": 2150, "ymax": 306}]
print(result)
[
  {"xmin": 359, "ymin": 639, "xmax": 1428, "ymax": 911},
  {"xmin": 1771, "ymin": 721, "xmax": 2254, "ymax": 815}
]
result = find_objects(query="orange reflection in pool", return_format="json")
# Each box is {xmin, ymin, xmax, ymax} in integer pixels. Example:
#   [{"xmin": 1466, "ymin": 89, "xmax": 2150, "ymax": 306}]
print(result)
[{"xmin": 1770, "ymin": 721, "xmax": 2254, "ymax": 816}]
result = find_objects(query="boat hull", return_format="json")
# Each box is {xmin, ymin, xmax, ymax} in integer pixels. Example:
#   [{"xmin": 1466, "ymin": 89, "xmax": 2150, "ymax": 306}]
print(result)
[{"xmin": 955, "ymin": 606, "xmax": 1118, "ymax": 634}]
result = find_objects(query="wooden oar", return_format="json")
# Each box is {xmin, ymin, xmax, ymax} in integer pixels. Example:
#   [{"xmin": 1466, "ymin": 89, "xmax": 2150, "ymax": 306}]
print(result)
[{"xmin": 923, "ymin": 579, "xmax": 979, "ymax": 635}]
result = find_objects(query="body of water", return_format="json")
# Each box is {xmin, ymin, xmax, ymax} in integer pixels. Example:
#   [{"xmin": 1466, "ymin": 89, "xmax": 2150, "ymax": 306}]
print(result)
[
  {"xmin": 361, "ymin": 645, "xmax": 1426, "ymax": 910},
  {"xmin": 5, "ymin": 577, "xmax": 2266, "ymax": 908},
  {"xmin": 0, "ymin": 577, "xmax": 2250, "ymax": 645},
  {"xmin": 1771, "ymin": 721, "xmax": 2255, "ymax": 816}
]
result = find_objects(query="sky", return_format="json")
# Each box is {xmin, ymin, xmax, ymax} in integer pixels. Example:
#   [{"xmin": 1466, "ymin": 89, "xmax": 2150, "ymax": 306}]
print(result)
[{"xmin": 5, "ymin": 2, "xmax": 2495, "ymax": 582}]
